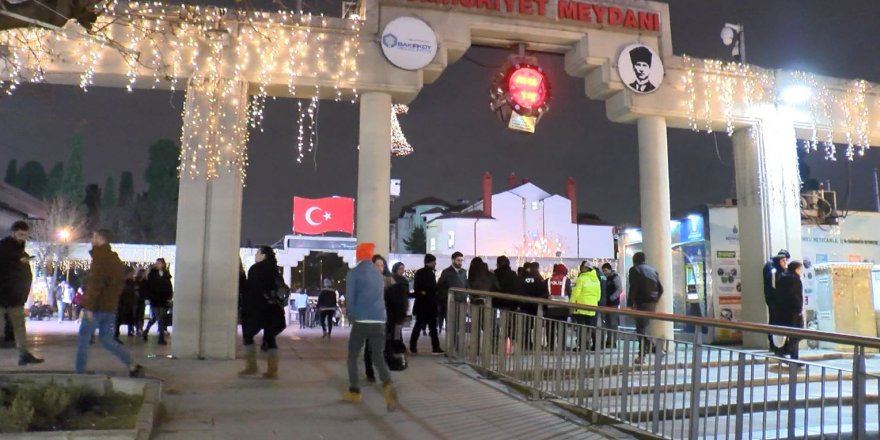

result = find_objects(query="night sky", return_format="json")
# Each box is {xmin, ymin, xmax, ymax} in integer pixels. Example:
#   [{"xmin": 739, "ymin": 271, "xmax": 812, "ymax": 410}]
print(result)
[{"xmin": 2, "ymin": 0, "xmax": 880, "ymax": 245}]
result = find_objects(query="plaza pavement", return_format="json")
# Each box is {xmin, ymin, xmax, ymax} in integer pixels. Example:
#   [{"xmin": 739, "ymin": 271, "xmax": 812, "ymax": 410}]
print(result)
[{"xmin": 2, "ymin": 320, "xmax": 638, "ymax": 440}]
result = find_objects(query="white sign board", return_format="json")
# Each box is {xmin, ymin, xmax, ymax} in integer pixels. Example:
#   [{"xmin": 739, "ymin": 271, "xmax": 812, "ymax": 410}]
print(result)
[
  {"xmin": 390, "ymin": 179, "xmax": 401, "ymax": 197},
  {"xmin": 381, "ymin": 17, "xmax": 438, "ymax": 71},
  {"xmin": 617, "ymin": 44, "xmax": 664, "ymax": 94}
]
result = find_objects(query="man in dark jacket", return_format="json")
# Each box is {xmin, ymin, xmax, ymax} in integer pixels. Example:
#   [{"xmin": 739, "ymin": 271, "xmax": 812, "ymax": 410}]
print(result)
[
  {"xmin": 410, "ymin": 254, "xmax": 443, "ymax": 354},
  {"xmin": 602, "ymin": 263, "xmax": 622, "ymax": 348},
  {"xmin": 628, "ymin": 252, "xmax": 663, "ymax": 363},
  {"xmin": 436, "ymin": 251, "xmax": 468, "ymax": 334},
  {"xmin": 518, "ymin": 262, "xmax": 548, "ymax": 350},
  {"xmin": 763, "ymin": 249, "xmax": 789, "ymax": 355},
  {"xmin": 75, "ymin": 230, "xmax": 142, "ymax": 376},
  {"xmin": 143, "ymin": 258, "xmax": 173, "ymax": 345},
  {"xmin": 0, "ymin": 221, "xmax": 43, "ymax": 366}
]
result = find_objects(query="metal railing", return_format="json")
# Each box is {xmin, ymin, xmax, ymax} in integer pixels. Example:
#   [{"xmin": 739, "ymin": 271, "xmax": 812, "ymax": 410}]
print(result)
[{"xmin": 446, "ymin": 288, "xmax": 880, "ymax": 440}]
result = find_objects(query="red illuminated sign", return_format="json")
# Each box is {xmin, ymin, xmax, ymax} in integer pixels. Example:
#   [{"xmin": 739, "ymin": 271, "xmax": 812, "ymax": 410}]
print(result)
[{"xmin": 508, "ymin": 67, "xmax": 547, "ymax": 112}]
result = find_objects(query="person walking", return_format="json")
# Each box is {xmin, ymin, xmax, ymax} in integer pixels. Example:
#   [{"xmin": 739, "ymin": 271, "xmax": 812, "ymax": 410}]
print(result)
[
  {"xmin": 75, "ymin": 230, "xmax": 143, "ymax": 377},
  {"xmin": 133, "ymin": 269, "xmax": 147, "ymax": 335},
  {"xmin": 0, "ymin": 221, "xmax": 43, "ymax": 366},
  {"xmin": 410, "ymin": 254, "xmax": 443, "ymax": 355},
  {"xmin": 366, "ymin": 262, "xmax": 409, "ymax": 380},
  {"xmin": 763, "ymin": 249, "xmax": 790, "ymax": 355},
  {"xmin": 342, "ymin": 243, "xmax": 398, "ymax": 410},
  {"xmin": 73, "ymin": 287, "xmax": 84, "ymax": 322},
  {"xmin": 776, "ymin": 261, "xmax": 805, "ymax": 361},
  {"xmin": 364, "ymin": 255, "xmax": 393, "ymax": 382},
  {"xmin": 291, "ymin": 287, "xmax": 307, "ymax": 329},
  {"xmin": 57, "ymin": 280, "xmax": 73, "ymax": 322},
  {"xmin": 628, "ymin": 252, "xmax": 664, "ymax": 364},
  {"xmin": 143, "ymin": 258, "xmax": 173, "ymax": 345},
  {"xmin": 238, "ymin": 246, "xmax": 287, "ymax": 379},
  {"xmin": 571, "ymin": 262, "xmax": 603, "ymax": 350},
  {"xmin": 115, "ymin": 268, "xmax": 138, "ymax": 341},
  {"xmin": 317, "ymin": 279, "xmax": 339, "ymax": 338},
  {"xmin": 437, "ymin": 252, "xmax": 468, "ymax": 334},
  {"xmin": 601, "ymin": 263, "xmax": 622, "ymax": 348}
]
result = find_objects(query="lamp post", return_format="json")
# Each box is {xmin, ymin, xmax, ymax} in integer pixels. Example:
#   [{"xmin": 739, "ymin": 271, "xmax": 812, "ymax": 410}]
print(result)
[{"xmin": 53, "ymin": 227, "xmax": 71, "ymax": 284}]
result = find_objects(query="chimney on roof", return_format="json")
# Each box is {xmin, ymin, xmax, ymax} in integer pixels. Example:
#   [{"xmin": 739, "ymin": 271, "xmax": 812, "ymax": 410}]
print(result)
[
  {"xmin": 567, "ymin": 177, "xmax": 577, "ymax": 224},
  {"xmin": 507, "ymin": 173, "xmax": 517, "ymax": 189},
  {"xmin": 483, "ymin": 172, "xmax": 493, "ymax": 217}
]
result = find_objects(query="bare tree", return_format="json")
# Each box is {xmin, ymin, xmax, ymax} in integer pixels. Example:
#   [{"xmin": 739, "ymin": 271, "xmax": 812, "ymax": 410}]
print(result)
[{"xmin": 29, "ymin": 196, "xmax": 86, "ymax": 283}]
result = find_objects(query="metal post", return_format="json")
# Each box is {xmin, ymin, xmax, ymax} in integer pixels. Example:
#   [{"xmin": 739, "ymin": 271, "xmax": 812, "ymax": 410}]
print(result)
[
  {"xmin": 853, "ymin": 345, "xmax": 867, "ymax": 439},
  {"xmin": 446, "ymin": 289, "xmax": 455, "ymax": 357},
  {"xmin": 734, "ymin": 352, "xmax": 746, "ymax": 440},
  {"xmin": 620, "ymin": 335, "xmax": 632, "ymax": 421},
  {"xmin": 533, "ymin": 306, "xmax": 544, "ymax": 397},
  {"xmin": 787, "ymin": 361, "xmax": 798, "ymax": 439},
  {"xmin": 652, "ymin": 345, "xmax": 663, "ymax": 434},
  {"xmin": 688, "ymin": 326, "xmax": 704, "ymax": 440},
  {"xmin": 480, "ymin": 298, "xmax": 493, "ymax": 368}
]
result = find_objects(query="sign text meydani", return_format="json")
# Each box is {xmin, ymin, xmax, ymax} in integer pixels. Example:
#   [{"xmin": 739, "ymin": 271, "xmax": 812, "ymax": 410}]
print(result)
[{"xmin": 405, "ymin": 0, "xmax": 660, "ymax": 33}]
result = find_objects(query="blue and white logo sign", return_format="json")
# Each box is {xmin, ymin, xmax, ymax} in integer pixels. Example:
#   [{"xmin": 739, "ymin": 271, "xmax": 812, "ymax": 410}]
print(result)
[{"xmin": 380, "ymin": 17, "xmax": 438, "ymax": 71}]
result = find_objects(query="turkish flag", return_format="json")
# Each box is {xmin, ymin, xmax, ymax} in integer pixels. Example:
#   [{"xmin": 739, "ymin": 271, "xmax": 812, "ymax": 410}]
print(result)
[{"xmin": 292, "ymin": 197, "xmax": 355, "ymax": 235}]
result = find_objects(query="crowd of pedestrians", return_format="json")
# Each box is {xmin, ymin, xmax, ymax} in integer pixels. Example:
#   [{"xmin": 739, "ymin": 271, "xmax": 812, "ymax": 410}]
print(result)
[{"xmin": 2, "ymin": 217, "xmax": 807, "ymax": 412}]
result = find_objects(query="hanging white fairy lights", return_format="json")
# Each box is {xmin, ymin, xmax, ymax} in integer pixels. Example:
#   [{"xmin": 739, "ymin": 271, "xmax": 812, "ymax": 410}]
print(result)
[
  {"xmin": 295, "ymin": 95, "xmax": 319, "ymax": 164},
  {"xmin": 682, "ymin": 58, "xmax": 874, "ymax": 161},
  {"xmin": 0, "ymin": 2, "xmax": 364, "ymax": 182},
  {"xmin": 391, "ymin": 104, "xmax": 413, "ymax": 157}
]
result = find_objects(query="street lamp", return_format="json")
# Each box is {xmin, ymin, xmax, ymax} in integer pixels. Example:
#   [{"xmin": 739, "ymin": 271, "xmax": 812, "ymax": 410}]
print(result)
[
  {"xmin": 57, "ymin": 227, "xmax": 71, "ymax": 243},
  {"xmin": 720, "ymin": 23, "xmax": 745, "ymax": 63}
]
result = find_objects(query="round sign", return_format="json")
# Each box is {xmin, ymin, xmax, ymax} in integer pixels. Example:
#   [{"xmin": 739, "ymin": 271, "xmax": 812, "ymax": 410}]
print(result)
[
  {"xmin": 508, "ymin": 66, "xmax": 548, "ymax": 112},
  {"xmin": 617, "ymin": 44, "xmax": 664, "ymax": 94},
  {"xmin": 380, "ymin": 17, "xmax": 438, "ymax": 71}
]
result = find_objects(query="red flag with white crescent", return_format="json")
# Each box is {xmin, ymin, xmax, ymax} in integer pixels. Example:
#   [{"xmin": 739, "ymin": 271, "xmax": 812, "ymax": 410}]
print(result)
[{"xmin": 292, "ymin": 197, "xmax": 355, "ymax": 235}]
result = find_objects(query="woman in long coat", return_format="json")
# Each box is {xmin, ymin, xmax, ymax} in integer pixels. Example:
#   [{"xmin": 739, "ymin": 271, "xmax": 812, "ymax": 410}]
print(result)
[{"xmin": 239, "ymin": 246, "xmax": 286, "ymax": 379}]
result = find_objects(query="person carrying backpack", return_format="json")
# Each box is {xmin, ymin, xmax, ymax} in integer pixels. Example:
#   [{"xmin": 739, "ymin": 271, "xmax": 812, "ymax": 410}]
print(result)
[
  {"xmin": 317, "ymin": 279, "xmax": 339, "ymax": 338},
  {"xmin": 628, "ymin": 252, "xmax": 664, "ymax": 364}
]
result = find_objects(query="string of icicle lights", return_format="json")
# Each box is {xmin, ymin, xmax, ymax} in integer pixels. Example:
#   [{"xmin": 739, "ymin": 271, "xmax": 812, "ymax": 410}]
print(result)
[
  {"xmin": 0, "ymin": 1, "xmax": 363, "ymax": 182},
  {"xmin": 681, "ymin": 56, "xmax": 873, "ymax": 161}
]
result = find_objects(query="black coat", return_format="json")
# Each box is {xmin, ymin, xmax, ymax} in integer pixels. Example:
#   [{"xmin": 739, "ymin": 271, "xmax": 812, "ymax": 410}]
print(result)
[
  {"xmin": 494, "ymin": 266, "xmax": 520, "ymax": 311},
  {"xmin": 0, "ymin": 236, "xmax": 31, "ymax": 307},
  {"xmin": 317, "ymin": 288, "xmax": 338, "ymax": 310},
  {"xmin": 117, "ymin": 279, "xmax": 138, "ymax": 325},
  {"xmin": 242, "ymin": 259, "xmax": 286, "ymax": 336},
  {"xmin": 438, "ymin": 266, "xmax": 468, "ymax": 306},
  {"xmin": 775, "ymin": 273, "xmax": 804, "ymax": 328},
  {"xmin": 146, "ymin": 269, "xmax": 174, "ymax": 308},
  {"xmin": 762, "ymin": 258, "xmax": 786, "ymax": 325},
  {"xmin": 385, "ymin": 274, "xmax": 409, "ymax": 325},
  {"xmin": 412, "ymin": 267, "xmax": 437, "ymax": 320},
  {"xmin": 518, "ymin": 274, "xmax": 548, "ymax": 315}
]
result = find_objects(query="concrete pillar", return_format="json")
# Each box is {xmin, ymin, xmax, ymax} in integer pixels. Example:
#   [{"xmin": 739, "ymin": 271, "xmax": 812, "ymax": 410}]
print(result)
[
  {"xmin": 356, "ymin": 92, "xmax": 392, "ymax": 254},
  {"xmin": 733, "ymin": 113, "xmax": 802, "ymax": 348},
  {"xmin": 637, "ymin": 116, "xmax": 674, "ymax": 341},
  {"xmin": 173, "ymin": 79, "xmax": 249, "ymax": 360}
]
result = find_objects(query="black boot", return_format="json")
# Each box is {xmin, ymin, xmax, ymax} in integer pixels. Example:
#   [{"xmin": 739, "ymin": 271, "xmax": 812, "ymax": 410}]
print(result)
[{"xmin": 18, "ymin": 351, "xmax": 44, "ymax": 366}]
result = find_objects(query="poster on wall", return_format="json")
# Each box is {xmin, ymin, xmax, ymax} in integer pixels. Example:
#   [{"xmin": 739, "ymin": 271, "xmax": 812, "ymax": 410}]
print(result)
[{"xmin": 707, "ymin": 208, "xmax": 742, "ymax": 343}]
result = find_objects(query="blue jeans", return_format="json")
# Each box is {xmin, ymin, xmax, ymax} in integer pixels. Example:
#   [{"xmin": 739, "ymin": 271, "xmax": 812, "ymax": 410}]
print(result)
[{"xmin": 76, "ymin": 311, "xmax": 132, "ymax": 374}]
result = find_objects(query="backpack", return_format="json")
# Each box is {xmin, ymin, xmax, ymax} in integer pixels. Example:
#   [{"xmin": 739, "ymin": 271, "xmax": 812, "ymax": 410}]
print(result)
[{"xmin": 634, "ymin": 266, "xmax": 663, "ymax": 304}]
